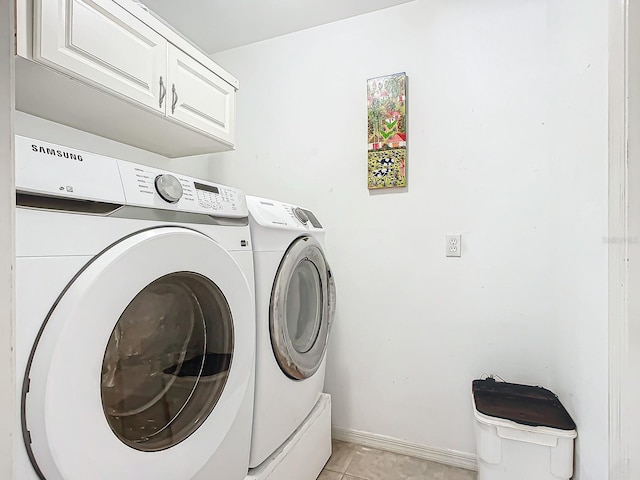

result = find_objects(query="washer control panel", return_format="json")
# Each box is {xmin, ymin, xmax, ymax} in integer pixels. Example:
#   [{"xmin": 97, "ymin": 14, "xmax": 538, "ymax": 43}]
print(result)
[
  {"xmin": 118, "ymin": 161, "xmax": 247, "ymax": 217},
  {"xmin": 14, "ymin": 135, "xmax": 247, "ymax": 218},
  {"xmin": 15, "ymin": 135, "xmax": 126, "ymax": 204}
]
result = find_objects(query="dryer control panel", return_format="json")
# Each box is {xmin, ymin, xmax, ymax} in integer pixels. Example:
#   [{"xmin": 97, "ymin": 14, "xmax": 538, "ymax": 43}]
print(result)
[
  {"xmin": 247, "ymin": 196, "xmax": 324, "ymax": 231},
  {"xmin": 15, "ymin": 136, "xmax": 247, "ymax": 218}
]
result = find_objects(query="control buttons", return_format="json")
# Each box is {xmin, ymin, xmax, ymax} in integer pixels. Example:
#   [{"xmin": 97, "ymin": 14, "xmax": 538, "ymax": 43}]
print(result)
[
  {"xmin": 154, "ymin": 174, "xmax": 183, "ymax": 204},
  {"xmin": 293, "ymin": 207, "xmax": 309, "ymax": 225},
  {"xmin": 191, "ymin": 186, "xmax": 241, "ymax": 213}
]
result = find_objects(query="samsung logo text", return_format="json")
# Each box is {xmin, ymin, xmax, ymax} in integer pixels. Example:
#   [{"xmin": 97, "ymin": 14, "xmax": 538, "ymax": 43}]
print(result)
[{"xmin": 31, "ymin": 144, "xmax": 83, "ymax": 161}]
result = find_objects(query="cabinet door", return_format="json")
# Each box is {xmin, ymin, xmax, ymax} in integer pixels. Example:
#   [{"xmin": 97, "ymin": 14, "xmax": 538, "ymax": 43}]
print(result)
[
  {"xmin": 34, "ymin": 0, "xmax": 168, "ymax": 113},
  {"xmin": 167, "ymin": 46, "xmax": 236, "ymax": 146}
]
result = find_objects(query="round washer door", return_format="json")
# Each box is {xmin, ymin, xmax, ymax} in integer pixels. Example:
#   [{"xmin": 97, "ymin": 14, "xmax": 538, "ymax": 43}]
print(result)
[
  {"xmin": 270, "ymin": 236, "xmax": 335, "ymax": 380},
  {"xmin": 23, "ymin": 227, "xmax": 254, "ymax": 480}
]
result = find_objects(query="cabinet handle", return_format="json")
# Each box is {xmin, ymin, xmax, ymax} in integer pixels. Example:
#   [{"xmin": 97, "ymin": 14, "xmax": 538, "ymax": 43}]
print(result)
[
  {"xmin": 171, "ymin": 84, "xmax": 178, "ymax": 114},
  {"xmin": 159, "ymin": 76, "xmax": 166, "ymax": 109}
]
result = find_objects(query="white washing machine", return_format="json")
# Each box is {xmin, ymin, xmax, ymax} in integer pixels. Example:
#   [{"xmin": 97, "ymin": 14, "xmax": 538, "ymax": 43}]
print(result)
[
  {"xmin": 247, "ymin": 196, "xmax": 336, "ymax": 470},
  {"xmin": 15, "ymin": 136, "xmax": 256, "ymax": 480}
]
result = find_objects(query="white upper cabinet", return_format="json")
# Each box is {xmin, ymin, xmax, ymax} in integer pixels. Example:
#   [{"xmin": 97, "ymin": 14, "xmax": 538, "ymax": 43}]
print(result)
[
  {"xmin": 15, "ymin": 0, "xmax": 238, "ymax": 157},
  {"xmin": 167, "ymin": 46, "xmax": 235, "ymax": 145},
  {"xmin": 35, "ymin": 0, "xmax": 168, "ymax": 113}
]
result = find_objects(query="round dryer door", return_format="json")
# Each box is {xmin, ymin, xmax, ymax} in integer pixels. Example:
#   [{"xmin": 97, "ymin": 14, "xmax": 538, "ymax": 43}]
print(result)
[
  {"xmin": 22, "ymin": 227, "xmax": 254, "ymax": 480},
  {"xmin": 270, "ymin": 236, "xmax": 336, "ymax": 380}
]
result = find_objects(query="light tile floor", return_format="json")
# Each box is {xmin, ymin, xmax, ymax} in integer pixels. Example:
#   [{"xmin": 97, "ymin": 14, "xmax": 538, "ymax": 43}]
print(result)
[{"xmin": 318, "ymin": 440, "xmax": 477, "ymax": 480}]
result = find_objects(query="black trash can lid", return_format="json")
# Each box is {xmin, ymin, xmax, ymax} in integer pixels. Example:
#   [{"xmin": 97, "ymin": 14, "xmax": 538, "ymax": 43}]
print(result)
[{"xmin": 472, "ymin": 378, "xmax": 576, "ymax": 431}]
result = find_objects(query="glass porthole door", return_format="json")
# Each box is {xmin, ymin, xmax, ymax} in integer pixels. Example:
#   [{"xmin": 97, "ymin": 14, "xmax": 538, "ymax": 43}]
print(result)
[
  {"xmin": 270, "ymin": 236, "xmax": 336, "ymax": 380},
  {"xmin": 101, "ymin": 272, "xmax": 234, "ymax": 452},
  {"xmin": 22, "ymin": 227, "xmax": 254, "ymax": 480}
]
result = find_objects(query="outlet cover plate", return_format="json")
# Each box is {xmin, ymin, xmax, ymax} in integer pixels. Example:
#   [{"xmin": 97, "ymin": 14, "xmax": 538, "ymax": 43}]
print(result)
[{"xmin": 446, "ymin": 234, "xmax": 461, "ymax": 257}]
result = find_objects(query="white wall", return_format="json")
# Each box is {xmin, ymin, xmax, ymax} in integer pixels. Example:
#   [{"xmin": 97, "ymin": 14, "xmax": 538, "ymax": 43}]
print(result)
[
  {"xmin": 1, "ymin": 0, "xmax": 16, "ymax": 478},
  {"xmin": 209, "ymin": 0, "xmax": 609, "ymax": 477},
  {"xmin": 545, "ymin": 1, "xmax": 609, "ymax": 478}
]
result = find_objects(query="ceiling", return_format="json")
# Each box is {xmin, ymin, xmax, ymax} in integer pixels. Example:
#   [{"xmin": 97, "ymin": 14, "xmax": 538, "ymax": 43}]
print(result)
[{"xmin": 141, "ymin": 0, "xmax": 415, "ymax": 54}]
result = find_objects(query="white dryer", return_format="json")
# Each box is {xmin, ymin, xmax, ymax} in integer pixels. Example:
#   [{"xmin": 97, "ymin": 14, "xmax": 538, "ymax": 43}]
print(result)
[
  {"xmin": 15, "ymin": 136, "xmax": 256, "ymax": 480},
  {"xmin": 247, "ymin": 196, "xmax": 336, "ymax": 469}
]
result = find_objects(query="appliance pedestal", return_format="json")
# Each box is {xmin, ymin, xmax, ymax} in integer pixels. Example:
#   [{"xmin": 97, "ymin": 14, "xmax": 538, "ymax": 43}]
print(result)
[{"xmin": 247, "ymin": 394, "xmax": 331, "ymax": 480}]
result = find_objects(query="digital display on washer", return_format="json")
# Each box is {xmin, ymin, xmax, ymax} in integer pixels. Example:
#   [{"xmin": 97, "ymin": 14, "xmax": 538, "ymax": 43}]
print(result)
[{"xmin": 194, "ymin": 182, "xmax": 219, "ymax": 194}]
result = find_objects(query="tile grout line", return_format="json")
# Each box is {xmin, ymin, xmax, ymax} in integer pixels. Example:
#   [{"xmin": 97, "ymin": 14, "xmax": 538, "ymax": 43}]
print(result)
[
  {"xmin": 342, "ymin": 444, "xmax": 358, "ymax": 479},
  {"xmin": 324, "ymin": 441, "xmax": 358, "ymax": 477},
  {"xmin": 342, "ymin": 444, "xmax": 370, "ymax": 480},
  {"xmin": 342, "ymin": 473, "xmax": 368, "ymax": 480},
  {"xmin": 341, "ymin": 474, "xmax": 369, "ymax": 480}
]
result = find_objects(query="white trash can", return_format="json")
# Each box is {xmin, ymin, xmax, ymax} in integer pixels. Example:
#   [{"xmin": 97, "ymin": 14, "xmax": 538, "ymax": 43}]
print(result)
[{"xmin": 472, "ymin": 379, "xmax": 577, "ymax": 480}]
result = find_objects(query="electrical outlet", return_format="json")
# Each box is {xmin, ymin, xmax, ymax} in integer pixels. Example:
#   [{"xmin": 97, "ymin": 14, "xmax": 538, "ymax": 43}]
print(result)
[{"xmin": 446, "ymin": 234, "xmax": 461, "ymax": 257}]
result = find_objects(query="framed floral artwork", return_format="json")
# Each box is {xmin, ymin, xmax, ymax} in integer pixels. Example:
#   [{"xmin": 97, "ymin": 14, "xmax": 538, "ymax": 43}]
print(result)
[{"xmin": 367, "ymin": 72, "xmax": 407, "ymax": 189}]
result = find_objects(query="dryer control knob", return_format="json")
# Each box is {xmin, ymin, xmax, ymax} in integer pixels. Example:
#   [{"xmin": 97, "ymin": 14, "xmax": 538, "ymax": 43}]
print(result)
[
  {"xmin": 154, "ymin": 174, "xmax": 183, "ymax": 203},
  {"xmin": 293, "ymin": 207, "xmax": 309, "ymax": 225}
]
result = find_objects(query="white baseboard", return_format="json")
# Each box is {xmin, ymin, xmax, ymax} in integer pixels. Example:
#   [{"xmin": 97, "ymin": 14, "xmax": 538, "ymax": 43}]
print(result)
[{"xmin": 331, "ymin": 426, "xmax": 478, "ymax": 472}]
